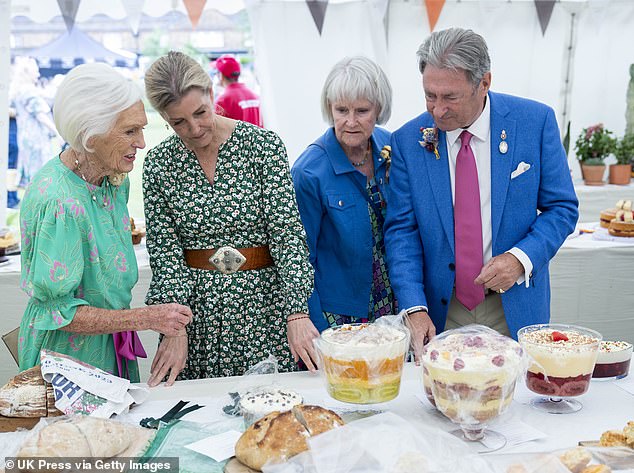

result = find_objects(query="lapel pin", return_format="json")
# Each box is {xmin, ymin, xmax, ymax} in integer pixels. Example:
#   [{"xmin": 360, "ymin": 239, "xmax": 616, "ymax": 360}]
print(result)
[{"xmin": 499, "ymin": 130, "xmax": 508, "ymax": 154}]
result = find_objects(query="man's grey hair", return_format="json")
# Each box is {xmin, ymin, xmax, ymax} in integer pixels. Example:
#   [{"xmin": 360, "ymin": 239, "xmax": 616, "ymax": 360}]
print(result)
[
  {"xmin": 321, "ymin": 56, "xmax": 392, "ymax": 125},
  {"xmin": 416, "ymin": 27, "xmax": 491, "ymax": 86}
]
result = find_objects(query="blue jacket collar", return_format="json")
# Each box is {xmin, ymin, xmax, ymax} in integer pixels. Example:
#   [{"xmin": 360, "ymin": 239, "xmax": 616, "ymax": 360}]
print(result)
[{"xmin": 316, "ymin": 127, "xmax": 387, "ymax": 176}]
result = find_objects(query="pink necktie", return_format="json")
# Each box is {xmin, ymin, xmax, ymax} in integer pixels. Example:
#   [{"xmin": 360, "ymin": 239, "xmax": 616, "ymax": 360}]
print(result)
[{"xmin": 454, "ymin": 130, "xmax": 485, "ymax": 310}]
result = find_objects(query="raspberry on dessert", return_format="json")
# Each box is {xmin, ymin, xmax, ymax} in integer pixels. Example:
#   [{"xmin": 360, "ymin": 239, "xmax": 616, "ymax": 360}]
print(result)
[
  {"xmin": 552, "ymin": 331, "xmax": 569, "ymax": 342},
  {"xmin": 492, "ymin": 355, "xmax": 505, "ymax": 367}
]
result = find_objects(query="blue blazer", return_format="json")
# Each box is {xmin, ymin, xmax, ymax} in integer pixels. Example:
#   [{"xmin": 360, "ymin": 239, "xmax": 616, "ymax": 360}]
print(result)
[
  {"xmin": 384, "ymin": 92, "xmax": 578, "ymax": 339},
  {"xmin": 292, "ymin": 127, "xmax": 391, "ymax": 332}
]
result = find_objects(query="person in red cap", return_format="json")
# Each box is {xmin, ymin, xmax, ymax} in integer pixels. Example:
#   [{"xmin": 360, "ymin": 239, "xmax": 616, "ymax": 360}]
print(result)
[{"xmin": 215, "ymin": 55, "xmax": 263, "ymax": 127}]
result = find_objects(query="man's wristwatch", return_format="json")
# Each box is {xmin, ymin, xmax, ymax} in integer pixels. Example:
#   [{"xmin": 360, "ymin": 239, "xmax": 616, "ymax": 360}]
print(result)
[{"xmin": 405, "ymin": 306, "xmax": 428, "ymax": 316}]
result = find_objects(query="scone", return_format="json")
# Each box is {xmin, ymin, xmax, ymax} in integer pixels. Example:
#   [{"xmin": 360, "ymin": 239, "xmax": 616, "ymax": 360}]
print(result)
[
  {"xmin": 559, "ymin": 446, "xmax": 592, "ymax": 473},
  {"xmin": 599, "ymin": 429, "xmax": 629, "ymax": 447}
]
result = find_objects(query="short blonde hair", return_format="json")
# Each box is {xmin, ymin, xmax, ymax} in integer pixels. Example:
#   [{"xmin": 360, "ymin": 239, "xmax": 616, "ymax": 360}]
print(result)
[
  {"xmin": 321, "ymin": 56, "xmax": 392, "ymax": 126},
  {"xmin": 54, "ymin": 63, "xmax": 142, "ymax": 154},
  {"xmin": 144, "ymin": 51, "xmax": 212, "ymax": 113}
]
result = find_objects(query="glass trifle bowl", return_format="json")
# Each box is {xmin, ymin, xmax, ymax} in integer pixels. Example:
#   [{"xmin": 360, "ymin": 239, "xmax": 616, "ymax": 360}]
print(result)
[
  {"xmin": 421, "ymin": 325, "xmax": 525, "ymax": 452},
  {"xmin": 518, "ymin": 324, "xmax": 602, "ymax": 414},
  {"xmin": 314, "ymin": 318, "xmax": 410, "ymax": 404}
]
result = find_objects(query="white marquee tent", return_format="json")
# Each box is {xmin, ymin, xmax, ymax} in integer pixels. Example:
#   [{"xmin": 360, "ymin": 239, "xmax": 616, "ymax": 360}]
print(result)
[{"xmin": 2, "ymin": 0, "xmax": 634, "ymax": 226}]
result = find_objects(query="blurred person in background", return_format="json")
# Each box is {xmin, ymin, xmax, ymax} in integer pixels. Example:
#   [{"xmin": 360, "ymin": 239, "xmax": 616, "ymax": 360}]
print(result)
[
  {"xmin": 143, "ymin": 51, "xmax": 315, "ymax": 384},
  {"xmin": 7, "ymin": 104, "xmax": 19, "ymax": 208},
  {"xmin": 18, "ymin": 63, "xmax": 192, "ymax": 382},
  {"xmin": 292, "ymin": 56, "xmax": 397, "ymax": 332},
  {"xmin": 11, "ymin": 57, "xmax": 60, "ymax": 188},
  {"xmin": 214, "ymin": 55, "xmax": 263, "ymax": 127}
]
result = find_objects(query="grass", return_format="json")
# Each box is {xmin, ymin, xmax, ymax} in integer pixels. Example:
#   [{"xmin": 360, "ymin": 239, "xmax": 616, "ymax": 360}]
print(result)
[{"xmin": 5, "ymin": 111, "xmax": 171, "ymax": 231}]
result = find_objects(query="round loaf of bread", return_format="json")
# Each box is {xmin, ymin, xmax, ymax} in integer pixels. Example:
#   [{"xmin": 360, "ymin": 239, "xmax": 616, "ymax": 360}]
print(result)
[{"xmin": 234, "ymin": 404, "xmax": 344, "ymax": 471}]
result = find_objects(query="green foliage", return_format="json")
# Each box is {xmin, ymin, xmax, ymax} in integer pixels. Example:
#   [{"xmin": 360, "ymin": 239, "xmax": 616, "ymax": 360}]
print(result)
[
  {"xmin": 614, "ymin": 133, "xmax": 634, "ymax": 165},
  {"xmin": 574, "ymin": 124, "xmax": 616, "ymax": 164}
]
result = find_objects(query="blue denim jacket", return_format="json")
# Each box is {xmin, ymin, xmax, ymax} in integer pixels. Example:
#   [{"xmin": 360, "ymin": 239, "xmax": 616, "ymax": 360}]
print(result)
[{"xmin": 291, "ymin": 127, "xmax": 391, "ymax": 332}]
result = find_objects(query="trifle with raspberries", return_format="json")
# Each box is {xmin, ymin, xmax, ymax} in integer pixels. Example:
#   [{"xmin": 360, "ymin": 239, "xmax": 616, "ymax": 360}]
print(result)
[
  {"xmin": 518, "ymin": 324, "xmax": 601, "ymax": 413},
  {"xmin": 592, "ymin": 341, "xmax": 632, "ymax": 380},
  {"xmin": 421, "ymin": 325, "xmax": 525, "ymax": 450}
]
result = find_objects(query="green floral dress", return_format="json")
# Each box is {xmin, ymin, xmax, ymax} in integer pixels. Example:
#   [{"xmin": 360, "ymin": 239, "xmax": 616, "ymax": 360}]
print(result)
[
  {"xmin": 18, "ymin": 157, "xmax": 140, "ymax": 381},
  {"xmin": 143, "ymin": 121, "xmax": 313, "ymax": 379}
]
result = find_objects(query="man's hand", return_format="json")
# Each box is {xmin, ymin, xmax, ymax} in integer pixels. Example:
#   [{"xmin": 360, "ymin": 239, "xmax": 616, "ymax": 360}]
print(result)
[
  {"xmin": 475, "ymin": 253, "xmax": 524, "ymax": 293},
  {"xmin": 404, "ymin": 311, "xmax": 436, "ymax": 364},
  {"xmin": 148, "ymin": 335, "xmax": 188, "ymax": 387},
  {"xmin": 286, "ymin": 315, "xmax": 320, "ymax": 372}
]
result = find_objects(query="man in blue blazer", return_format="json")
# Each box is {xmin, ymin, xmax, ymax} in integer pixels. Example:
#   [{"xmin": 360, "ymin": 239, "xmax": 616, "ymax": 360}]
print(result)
[{"xmin": 384, "ymin": 28, "xmax": 578, "ymax": 355}]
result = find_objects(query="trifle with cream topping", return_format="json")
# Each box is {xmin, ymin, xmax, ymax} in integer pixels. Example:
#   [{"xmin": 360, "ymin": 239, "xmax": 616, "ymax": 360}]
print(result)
[
  {"xmin": 518, "ymin": 324, "xmax": 601, "ymax": 413},
  {"xmin": 315, "ymin": 322, "xmax": 409, "ymax": 404},
  {"xmin": 592, "ymin": 341, "xmax": 632, "ymax": 380}
]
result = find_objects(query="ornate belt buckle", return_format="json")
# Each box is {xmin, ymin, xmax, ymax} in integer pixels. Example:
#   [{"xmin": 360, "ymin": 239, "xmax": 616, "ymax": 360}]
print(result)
[{"xmin": 209, "ymin": 246, "xmax": 246, "ymax": 275}]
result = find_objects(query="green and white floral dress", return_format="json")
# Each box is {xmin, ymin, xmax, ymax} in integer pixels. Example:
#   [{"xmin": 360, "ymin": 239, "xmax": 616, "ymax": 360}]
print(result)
[
  {"xmin": 143, "ymin": 121, "xmax": 313, "ymax": 379},
  {"xmin": 18, "ymin": 157, "xmax": 140, "ymax": 381}
]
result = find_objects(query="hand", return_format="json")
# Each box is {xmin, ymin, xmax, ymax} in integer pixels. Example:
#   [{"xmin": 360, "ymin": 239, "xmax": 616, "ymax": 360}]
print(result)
[
  {"xmin": 148, "ymin": 335, "xmax": 188, "ymax": 387},
  {"xmin": 286, "ymin": 314, "xmax": 320, "ymax": 372},
  {"xmin": 404, "ymin": 311, "xmax": 436, "ymax": 364},
  {"xmin": 474, "ymin": 253, "xmax": 523, "ymax": 294},
  {"xmin": 147, "ymin": 303, "xmax": 193, "ymax": 337}
]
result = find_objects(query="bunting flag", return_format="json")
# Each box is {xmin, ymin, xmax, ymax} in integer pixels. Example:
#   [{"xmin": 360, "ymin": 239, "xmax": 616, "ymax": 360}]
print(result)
[
  {"xmin": 56, "ymin": 0, "xmax": 80, "ymax": 32},
  {"xmin": 424, "ymin": 0, "xmax": 445, "ymax": 32},
  {"xmin": 120, "ymin": 0, "xmax": 145, "ymax": 36},
  {"xmin": 306, "ymin": 0, "xmax": 329, "ymax": 35},
  {"xmin": 183, "ymin": 0, "xmax": 207, "ymax": 29},
  {"xmin": 534, "ymin": 0, "xmax": 556, "ymax": 36}
]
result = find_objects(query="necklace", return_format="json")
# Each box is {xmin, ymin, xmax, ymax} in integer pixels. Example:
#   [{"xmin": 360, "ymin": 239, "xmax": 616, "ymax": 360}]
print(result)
[
  {"xmin": 73, "ymin": 154, "xmax": 112, "ymax": 207},
  {"xmin": 351, "ymin": 141, "xmax": 372, "ymax": 167}
]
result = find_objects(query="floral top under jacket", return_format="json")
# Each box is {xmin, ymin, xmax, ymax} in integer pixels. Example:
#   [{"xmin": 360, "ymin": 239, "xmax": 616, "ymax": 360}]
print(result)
[
  {"xmin": 18, "ymin": 157, "xmax": 139, "ymax": 381},
  {"xmin": 143, "ymin": 121, "xmax": 313, "ymax": 379}
]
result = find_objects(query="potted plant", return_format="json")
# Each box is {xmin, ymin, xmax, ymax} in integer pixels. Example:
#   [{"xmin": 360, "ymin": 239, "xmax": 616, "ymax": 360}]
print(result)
[
  {"xmin": 611, "ymin": 133, "xmax": 634, "ymax": 185},
  {"xmin": 574, "ymin": 124, "xmax": 616, "ymax": 186}
]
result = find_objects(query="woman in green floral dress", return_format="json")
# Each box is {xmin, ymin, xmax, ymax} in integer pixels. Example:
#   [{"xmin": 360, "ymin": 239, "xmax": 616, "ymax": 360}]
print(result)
[
  {"xmin": 18, "ymin": 63, "xmax": 193, "ymax": 382},
  {"xmin": 143, "ymin": 52, "xmax": 316, "ymax": 384}
]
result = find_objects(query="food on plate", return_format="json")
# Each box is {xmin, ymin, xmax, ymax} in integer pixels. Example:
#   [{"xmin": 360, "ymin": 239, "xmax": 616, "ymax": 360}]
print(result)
[
  {"xmin": 580, "ymin": 466, "xmax": 611, "ymax": 473},
  {"xmin": 518, "ymin": 325, "xmax": 601, "ymax": 398},
  {"xmin": 239, "ymin": 387, "xmax": 302, "ymax": 426},
  {"xmin": 601, "ymin": 200, "xmax": 632, "ymax": 228},
  {"xmin": 234, "ymin": 404, "xmax": 344, "ymax": 471},
  {"xmin": 608, "ymin": 209, "xmax": 634, "ymax": 237},
  {"xmin": 17, "ymin": 416, "xmax": 140, "ymax": 457},
  {"xmin": 599, "ymin": 420, "xmax": 634, "ymax": 448},
  {"xmin": 0, "ymin": 229, "xmax": 18, "ymax": 255},
  {"xmin": 592, "ymin": 341, "xmax": 632, "ymax": 379},
  {"xmin": 315, "ymin": 323, "xmax": 409, "ymax": 403},
  {"xmin": 0, "ymin": 366, "xmax": 61, "ymax": 418},
  {"xmin": 389, "ymin": 451, "xmax": 430, "ymax": 473},
  {"xmin": 421, "ymin": 325, "xmax": 524, "ymax": 426},
  {"xmin": 559, "ymin": 446, "xmax": 592, "ymax": 473}
]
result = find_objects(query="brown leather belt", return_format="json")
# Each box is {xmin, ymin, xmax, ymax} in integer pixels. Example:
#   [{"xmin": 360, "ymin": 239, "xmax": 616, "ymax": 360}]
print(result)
[{"xmin": 184, "ymin": 245, "xmax": 273, "ymax": 274}]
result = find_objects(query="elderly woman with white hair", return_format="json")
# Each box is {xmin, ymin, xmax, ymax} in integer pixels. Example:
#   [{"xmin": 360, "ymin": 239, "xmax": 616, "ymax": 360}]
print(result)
[
  {"xmin": 18, "ymin": 63, "xmax": 192, "ymax": 383},
  {"xmin": 291, "ymin": 56, "xmax": 397, "ymax": 333}
]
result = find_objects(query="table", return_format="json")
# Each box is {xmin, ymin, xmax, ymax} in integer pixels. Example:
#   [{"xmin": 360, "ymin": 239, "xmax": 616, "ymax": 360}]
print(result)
[
  {"xmin": 1, "ymin": 232, "xmax": 633, "ymax": 386},
  {"xmin": 574, "ymin": 181, "xmax": 634, "ymax": 223}
]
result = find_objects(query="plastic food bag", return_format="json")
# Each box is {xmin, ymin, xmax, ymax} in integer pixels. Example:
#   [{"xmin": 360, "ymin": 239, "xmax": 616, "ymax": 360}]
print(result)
[
  {"xmin": 262, "ymin": 411, "xmax": 493, "ymax": 473},
  {"xmin": 420, "ymin": 325, "xmax": 527, "ymax": 440},
  {"xmin": 313, "ymin": 315, "xmax": 411, "ymax": 404}
]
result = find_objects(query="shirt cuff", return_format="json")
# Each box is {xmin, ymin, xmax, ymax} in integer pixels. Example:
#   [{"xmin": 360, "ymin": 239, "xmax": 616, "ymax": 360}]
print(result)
[{"xmin": 506, "ymin": 247, "xmax": 533, "ymax": 288}]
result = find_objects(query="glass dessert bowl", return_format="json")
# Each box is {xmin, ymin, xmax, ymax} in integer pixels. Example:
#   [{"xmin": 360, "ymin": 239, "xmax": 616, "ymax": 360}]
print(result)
[
  {"xmin": 592, "ymin": 341, "xmax": 632, "ymax": 380},
  {"xmin": 518, "ymin": 324, "xmax": 601, "ymax": 414},
  {"xmin": 315, "ymin": 322, "xmax": 409, "ymax": 404},
  {"xmin": 421, "ymin": 325, "xmax": 525, "ymax": 452}
]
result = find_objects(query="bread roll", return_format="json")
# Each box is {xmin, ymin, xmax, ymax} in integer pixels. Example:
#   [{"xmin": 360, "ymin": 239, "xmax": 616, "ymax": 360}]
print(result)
[
  {"xmin": 0, "ymin": 366, "xmax": 61, "ymax": 418},
  {"xmin": 17, "ymin": 416, "xmax": 134, "ymax": 458},
  {"xmin": 235, "ymin": 404, "xmax": 344, "ymax": 471}
]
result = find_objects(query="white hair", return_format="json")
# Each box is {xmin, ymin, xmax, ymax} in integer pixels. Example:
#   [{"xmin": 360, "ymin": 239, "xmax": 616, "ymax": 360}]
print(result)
[
  {"xmin": 321, "ymin": 56, "xmax": 392, "ymax": 126},
  {"xmin": 53, "ymin": 63, "xmax": 142, "ymax": 153}
]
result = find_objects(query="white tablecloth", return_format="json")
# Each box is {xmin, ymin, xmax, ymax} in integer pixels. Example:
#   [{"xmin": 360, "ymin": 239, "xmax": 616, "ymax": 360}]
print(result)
[
  {"xmin": 575, "ymin": 181, "xmax": 634, "ymax": 223},
  {"xmin": 1, "ymin": 233, "xmax": 633, "ymax": 385}
]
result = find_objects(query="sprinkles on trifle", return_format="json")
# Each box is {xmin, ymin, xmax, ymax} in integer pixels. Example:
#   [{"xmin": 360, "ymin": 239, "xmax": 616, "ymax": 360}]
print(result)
[
  {"xmin": 600, "ymin": 341, "xmax": 633, "ymax": 352},
  {"xmin": 523, "ymin": 329, "xmax": 599, "ymax": 347}
]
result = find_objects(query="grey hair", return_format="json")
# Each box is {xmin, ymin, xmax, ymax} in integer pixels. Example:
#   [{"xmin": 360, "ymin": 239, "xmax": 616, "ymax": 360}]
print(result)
[
  {"xmin": 321, "ymin": 56, "xmax": 392, "ymax": 125},
  {"xmin": 416, "ymin": 27, "xmax": 490, "ymax": 87},
  {"xmin": 144, "ymin": 51, "xmax": 212, "ymax": 114},
  {"xmin": 54, "ymin": 63, "xmax": 142, "ymax": 154}
]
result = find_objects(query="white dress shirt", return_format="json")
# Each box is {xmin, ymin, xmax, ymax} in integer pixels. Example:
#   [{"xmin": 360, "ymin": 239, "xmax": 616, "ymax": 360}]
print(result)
[{"xmin": 445, "ymin": 98, "xmax": 532, "ymax": 287}]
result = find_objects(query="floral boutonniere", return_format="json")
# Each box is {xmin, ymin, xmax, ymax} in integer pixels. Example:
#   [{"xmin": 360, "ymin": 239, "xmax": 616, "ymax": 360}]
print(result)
[
  {"xmin": 380, "ymin": 145, "xmax": 392, "ymax": 183},
  {"xmin": 419, "ymin": 126, "xmax": 440, "ymax": 160},
  {"xmin": 108, "ymin": 173, "xmax": 127, "ymax": 187}
]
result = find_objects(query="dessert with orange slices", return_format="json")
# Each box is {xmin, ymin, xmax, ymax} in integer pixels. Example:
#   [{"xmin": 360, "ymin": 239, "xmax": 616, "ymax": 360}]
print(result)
[{"xmin": 315, "ymin": 323, "xmax": 409, "ymax": 404}]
